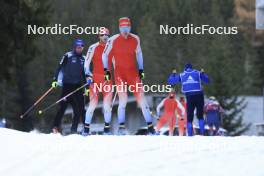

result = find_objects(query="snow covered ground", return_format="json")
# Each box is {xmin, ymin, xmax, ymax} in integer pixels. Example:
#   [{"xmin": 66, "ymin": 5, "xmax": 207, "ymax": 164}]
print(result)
[{"xmin": 0, "ymin": 129, "xmax": 264, "ymax": 176}]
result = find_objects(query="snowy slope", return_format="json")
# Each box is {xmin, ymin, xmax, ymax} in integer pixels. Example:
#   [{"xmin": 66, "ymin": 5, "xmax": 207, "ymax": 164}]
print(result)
[{"xmin": 0, "ymin": 129, "xmax": 264, "ymax": 176}]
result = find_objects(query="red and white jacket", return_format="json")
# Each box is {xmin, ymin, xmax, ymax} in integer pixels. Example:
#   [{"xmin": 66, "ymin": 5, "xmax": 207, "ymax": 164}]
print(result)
[{"xmin": 102, "ymin": 33, "xmax": 143, "ymax": 72}]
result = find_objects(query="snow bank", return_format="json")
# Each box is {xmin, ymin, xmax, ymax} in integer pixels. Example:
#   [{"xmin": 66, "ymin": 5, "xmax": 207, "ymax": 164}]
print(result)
[{"xmin": 0, "ymin": 128, "xmax": 263, "ymax": 176}]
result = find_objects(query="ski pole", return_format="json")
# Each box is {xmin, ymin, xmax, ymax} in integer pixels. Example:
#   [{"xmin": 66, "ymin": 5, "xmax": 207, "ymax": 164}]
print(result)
[
  {"xmin": 110, "ymin": 76, "xmax": 123, "ymax": 110},
  {"xmin": 38, "ymin": 83, "xmax": 89, "ymax": 115},
  {"xmin": 20, "ymin": 87, "xmax": 54, "ymax": 118},
  {"xmin": 110, "ymin": 89, "xmax": 118, "ymax": 110}
]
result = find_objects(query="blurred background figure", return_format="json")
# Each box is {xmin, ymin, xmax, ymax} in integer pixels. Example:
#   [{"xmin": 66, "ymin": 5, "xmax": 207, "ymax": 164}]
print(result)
[
  {"xmin": 178, "ymin": 96, "xmax": 187, "ymax": 136},
  {"xmin": 204, "ymin": 96, "xmax": 225, "ymax": 136},
  {"xmin": 155, "ymin": 91, "xmax": 185, "ymax": 136},
  {"xmin": 168, "ymin": 64, "xmax": 210, "ymax": 136}
]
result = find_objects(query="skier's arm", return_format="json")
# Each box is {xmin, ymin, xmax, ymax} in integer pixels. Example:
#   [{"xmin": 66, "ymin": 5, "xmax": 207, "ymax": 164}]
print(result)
[
  {"xmin": 175, "ymin": 99, "xmax": 185, "ymax": 117},
  {"xmin": 53, "ymin": 54, "xmax": 67, "ymax": 81},
  {"xmin": 200, "ymin": 72, "xmax": 210, "ymax": 84},
  {"xmin": 135, "ymin": 37, "xmax": 143, "ymax": 70},
  {"xmin": 167, "ymin": 73, "xmax": 181, "ymax": 85},
  {"xmin": 102, "ymin": 39, "xmax": 113, "ymax": 70},
  {"xmin": 156, "ymin": 98, "xmax": 166, "ymax": 116},
  {"xmin": 84, "ymin": 45, "xmax": 95, "ymax": 78}
]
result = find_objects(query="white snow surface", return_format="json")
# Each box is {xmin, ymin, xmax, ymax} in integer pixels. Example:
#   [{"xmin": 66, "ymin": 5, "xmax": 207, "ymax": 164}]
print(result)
[{"xmin": 0, "ymin": 128, "xmax": 264, "ymax": 176}]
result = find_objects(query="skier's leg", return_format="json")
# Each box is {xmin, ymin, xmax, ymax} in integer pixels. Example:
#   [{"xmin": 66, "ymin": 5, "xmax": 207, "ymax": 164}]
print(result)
[
  {"xmin": 116, "ymin": 91, "xmax": 127, "ymax": 135},
  {"xmin": 136, "ymin": 92, "xmax": 152, "ymax": 123},
  {"xmin": 176, "ymin": 108, "xmax": 185, "ymax": 136},
  {"xmin": 102, "ymin": 89, "xmax": 113, "ymax": 134},
  {"xmin": 168, "ymin": 115, "xmax": 176, "ymax": 136},
  {"xmin": 53, "ymin": 101, "xmax": 68, "ymax": 132},
  {"xmin": 52, "ymin": 85, "xmax": 70, "ymax": 132},
  {"xmin": 178, "ymin": 118, "xmax": 185, "ymax": 136},
  {"xmin": 70, "ymin": 89, "xmax": 83, "ymax": 133},
  {"xmin": 114, "ymin": 75, "xmax": 128, "ymax": 135},
  {"xmin": 102, "ymin": 84, "xmax": 113, "ymax": 123},
  {"xmin": 78, "ymin": 88, "xmax": 85, "ymax": 125},
  {"xmin": 186, "ymin": 95, "xmax": 195, "ymax": 136},
  {"xmin": 156, "ymin": 115, "xmax": 168, "ymax": 132},
  {"xmin": 206, "ymin": 115, "xmax": 214, "ymax": 136},
  {"xmin": 117, "ymin": 91, "xmax": 127, "ymax": 125},
  {"xmin": 214, "ymin": 115, "xmax": 220, "ymax": 135},
  {"xmin": 85, "ymin": 85, "xmax": 99, "ymax": 124},
  {"xmin": 129, "ymin": 77, "xmax": 154, "ymax": 133},
  {"xmin": 196, "ymin": 94, "xmax": 205, "ymax": 135},
  {"xmin": 115, "ymin": 76, "xmax": 127, "ymax": 125},
  {"xmin": 83, "ymin": 85, "xmax": 99, "ymax": 134},
  {"xmin": 208, "ymin": 124, "xmax": 214, "ymax": 136},
  {"xmin": 77, "ymin": 87, "xmax": 86, "ymax": 131}
]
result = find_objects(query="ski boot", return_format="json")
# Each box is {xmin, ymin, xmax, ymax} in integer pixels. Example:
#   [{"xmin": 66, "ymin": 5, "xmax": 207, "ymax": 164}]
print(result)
[
  {"xmin": 70, "ymin": 129, "xmax": 78, "ymax": 135},
  {"xmin": 154, "ymin": 131, "xmax": 160, "ymax": 135},
  {"xmin": 81, "ymin": 124, "xmax": 90, "ymax": 136},
  {"xmin": 147, "ymin": 122, "xmax": 155, "ymax": 135},
  {"xmin": 103, "ymin": 123, "xmax": 112, "ymax": 135},
  {"xmin": 117, "ymin": 123, "xmax": 127, "ymax": 135}
]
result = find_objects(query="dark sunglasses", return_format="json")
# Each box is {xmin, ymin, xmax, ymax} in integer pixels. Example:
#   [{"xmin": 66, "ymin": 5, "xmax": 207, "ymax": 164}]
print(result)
[
  {"xmin": 75, "ymin": 45, "xmax": 84, "ymax": 48},
  {"xmin": 99, "ymin": 34, "xmax": 109, "ymax": 37}
]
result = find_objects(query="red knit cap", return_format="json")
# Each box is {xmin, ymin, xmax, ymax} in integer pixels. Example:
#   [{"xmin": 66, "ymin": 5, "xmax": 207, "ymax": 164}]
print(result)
[{"xmin": 119, "ymin": 17, "xmax": 131, "ymax": 27}]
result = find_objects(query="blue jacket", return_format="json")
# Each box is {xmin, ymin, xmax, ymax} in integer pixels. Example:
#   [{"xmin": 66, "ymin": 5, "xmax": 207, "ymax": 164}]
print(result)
[
  {"xmin": 53, "ymin": 51, "xmax": 86, "ymax": 85},
  {"xmin": 167, "ymin": 68, "xmax": 209, "ymax": 96}
]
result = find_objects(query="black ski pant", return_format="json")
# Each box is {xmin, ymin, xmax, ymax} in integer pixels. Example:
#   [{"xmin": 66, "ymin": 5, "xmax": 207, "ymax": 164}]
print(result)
[
  {"xmin": 53, "ymin": 83, "xmax": 84, "ymax": 132},
  {"xmin": 186, "ymin": 93, "xmax": 204, "ymax": 123}
]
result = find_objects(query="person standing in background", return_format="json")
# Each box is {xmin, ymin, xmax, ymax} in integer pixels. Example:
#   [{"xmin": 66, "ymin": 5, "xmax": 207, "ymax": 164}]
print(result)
[
  {"xmin": 51, "ymin": 39, "xmax": 86, "ymax": 134},
  {"xmin": 155, "ymin": 91, "xmax": 185, "ymax": 136},
  {"xmin": 168, "ymin": 63, "xmax": 210, "ymax": 136},
  {"xmin": 204, "ymin": 96, "xmax": 225, "ymax": 136},
  {"xmin": 178, "ymin": 96, "xmax": 187, "ymax": 136}
]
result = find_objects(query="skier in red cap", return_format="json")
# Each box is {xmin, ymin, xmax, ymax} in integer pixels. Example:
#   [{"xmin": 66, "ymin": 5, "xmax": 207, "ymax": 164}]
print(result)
[
  {"xmin": 82, "ymin": 27, "xmax": 113, "ymax": 136},
  {"xmin": 102, "ymin": 17, "xmax": 154, "ymax": 135},
  {"xmin": 155, "ymin": 92, "xmax": 185, "ymax": 136}
]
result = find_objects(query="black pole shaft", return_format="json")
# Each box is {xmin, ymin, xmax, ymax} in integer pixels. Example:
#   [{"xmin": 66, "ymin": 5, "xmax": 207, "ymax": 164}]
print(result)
[{"xmin": 39, "ymin": 83, "xmax": 89, "ymax": 114}]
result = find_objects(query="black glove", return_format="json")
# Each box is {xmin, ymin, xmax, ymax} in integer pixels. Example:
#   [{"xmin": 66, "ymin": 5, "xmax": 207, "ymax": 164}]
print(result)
[
  {"xmin": 104, "ymin": 68, "xmax": 111, "ymax": 81},
  {"xmin": 139, "ymin": 69, "xmax": 145, "ymax": 80}
]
